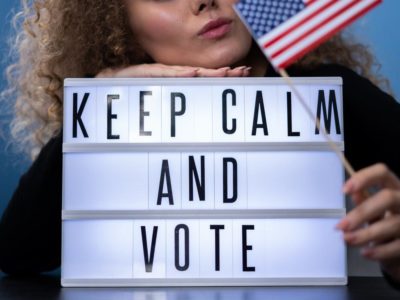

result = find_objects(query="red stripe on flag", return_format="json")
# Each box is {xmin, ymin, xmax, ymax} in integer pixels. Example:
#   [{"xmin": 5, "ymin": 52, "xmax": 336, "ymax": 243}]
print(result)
[
  {"xmin": 270, "ymin": 0, "xmax": 360, "ymax": 59},
  {"xmin": 276, "ymin": 0, "xmax": 382, "ymax": 69},
  {"xmin": 305, "ymin": 0, "xmax": 318, "ymax": 7},
  {"xmin": 263, "ymin": 0, "xmax": 337, "ymax": 49}
]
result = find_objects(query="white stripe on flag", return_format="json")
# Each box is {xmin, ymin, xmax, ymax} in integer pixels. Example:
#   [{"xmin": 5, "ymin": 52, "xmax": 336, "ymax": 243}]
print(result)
[
  {"xmin": 258, "ymin": 0, "xmax": 332, "ymax": 47},
  {"xmin": 271, "ymin": 0, "xmax": 380, "ymax": 68}
]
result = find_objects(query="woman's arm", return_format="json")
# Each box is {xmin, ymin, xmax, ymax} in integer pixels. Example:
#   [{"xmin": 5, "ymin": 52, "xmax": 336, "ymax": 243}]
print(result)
[{"xmin": 0, "ymin": 133, "xmax": 62, "ymax": 275}]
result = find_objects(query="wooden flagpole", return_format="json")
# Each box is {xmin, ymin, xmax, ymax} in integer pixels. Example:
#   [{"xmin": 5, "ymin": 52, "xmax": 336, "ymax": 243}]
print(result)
[{"xmin": 278, "ymin": 68, "xmax": 356, "ymax": 177}]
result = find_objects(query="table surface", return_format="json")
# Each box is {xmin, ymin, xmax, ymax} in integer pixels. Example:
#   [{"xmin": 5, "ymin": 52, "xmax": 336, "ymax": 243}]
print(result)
[{"xmin": 0, "ymin": 275, "xmax": 399, "ymax": 300}]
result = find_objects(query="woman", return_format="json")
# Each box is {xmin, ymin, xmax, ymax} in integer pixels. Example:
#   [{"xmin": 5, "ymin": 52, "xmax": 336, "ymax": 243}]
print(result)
[{"xmin": 0, "ymin": 0, "xmax": 399, "ymax": 286}]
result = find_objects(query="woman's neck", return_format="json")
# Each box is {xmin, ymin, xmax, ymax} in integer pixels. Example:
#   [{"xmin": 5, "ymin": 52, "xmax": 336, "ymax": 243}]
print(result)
[
  {"xmin": 233, "ymin": 41, "xmax": 268, "ymax": 77},
  {"xmin": 248, "ymin": 43, "xmax": 268, "ymax": 77}
]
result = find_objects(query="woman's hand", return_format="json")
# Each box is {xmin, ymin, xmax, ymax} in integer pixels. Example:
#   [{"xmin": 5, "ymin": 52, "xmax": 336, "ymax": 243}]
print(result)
[
  {"xmin": 336, "ymin": 163, "xmax": 400, "ymax": 282},
  {"xmin": 95, "ymin": 63, "xmax": 251, "ymax": 78}
]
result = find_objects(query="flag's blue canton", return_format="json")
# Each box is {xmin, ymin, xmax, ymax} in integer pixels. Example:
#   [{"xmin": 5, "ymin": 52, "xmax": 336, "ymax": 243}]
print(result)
[{"xmin": 236, "ymin": 0, "xmax": 305, "ymax": 38}]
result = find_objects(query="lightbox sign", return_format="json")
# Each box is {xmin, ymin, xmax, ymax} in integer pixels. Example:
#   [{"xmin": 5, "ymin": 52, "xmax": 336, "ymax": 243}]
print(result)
[{"xmin": 61, "ymin": 78, "xmax": 346, "ymax": 287}]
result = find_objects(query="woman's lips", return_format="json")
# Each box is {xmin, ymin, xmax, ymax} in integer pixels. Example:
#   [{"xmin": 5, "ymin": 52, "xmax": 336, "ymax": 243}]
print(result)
[{"xmin": 198, "ymin": 18, "xmax": 232, "ymax": 39}]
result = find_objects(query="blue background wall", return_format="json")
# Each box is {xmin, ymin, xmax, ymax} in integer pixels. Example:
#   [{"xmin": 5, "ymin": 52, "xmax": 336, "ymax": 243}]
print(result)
[
  {"xmin": 1, "ymin": 1, "xmax": 400, "ymax": 216},
  {"xmin": 0, "ymin": 2, "xmax": 27, "ymax": 216}
]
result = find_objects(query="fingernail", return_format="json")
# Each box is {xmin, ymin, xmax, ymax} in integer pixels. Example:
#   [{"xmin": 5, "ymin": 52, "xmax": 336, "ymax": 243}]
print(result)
[
  {"xmin": 335, "ymin": 218, "xmax": 350, "ymax": 230},
  {"xmin": 245, "ymin": 67, "xmax": 252, "ymax": 72},
  {"xmin": 218, "ymin": 67, "xmax": 231, "ymax": 71},
  {"xmin": 237, "ymin": 66, "xmax": 247, "ymax": 70},
  {"xmin": 343, "ymin": 232, "xmax": 356, "ymax": 243},
  {"xmin": 242, "ymin": 69, "xmax": 250, "ymax": 77},
  {"xmin": 342, "ymin": 181, "xmax": 354, "ymax": 194},
  {"xmin": 361, "ymin": 247, "xmax": 374, "ymax": 258}
]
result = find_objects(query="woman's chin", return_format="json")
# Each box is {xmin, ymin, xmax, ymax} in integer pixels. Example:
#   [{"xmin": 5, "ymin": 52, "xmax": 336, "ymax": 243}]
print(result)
[{"xmin": 196, "ymin": 53, "xmax": 248, "ymax": 69}]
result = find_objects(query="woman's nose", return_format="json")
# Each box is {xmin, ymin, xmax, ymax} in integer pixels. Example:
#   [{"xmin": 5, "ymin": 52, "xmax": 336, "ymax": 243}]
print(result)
[{"xmin": 191, "ymin": 0, "xmax": 217, "ymax": 15}]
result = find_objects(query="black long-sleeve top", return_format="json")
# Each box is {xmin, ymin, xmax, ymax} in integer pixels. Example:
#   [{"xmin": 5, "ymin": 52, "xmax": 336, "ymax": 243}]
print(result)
[{"xmin": 1, "ymin": 64, "xmax": 400, "ymax": 287}]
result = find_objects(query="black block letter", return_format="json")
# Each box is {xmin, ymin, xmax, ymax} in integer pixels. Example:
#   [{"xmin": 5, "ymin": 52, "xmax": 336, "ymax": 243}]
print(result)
[
  {"xmin": 223, "ymin": 157, "xmax": 237, "ymax": 203},
  {"xmin": 73, "ymin": 92, "xmax": 89, "ymax": 138},
  {"xmin": 171, "ymin": 92, "xmax": 186, "ymax": 137},
  {"xmin": 210, "ymin": 225, "xmax": 225, "ymax": 271},
  {"xmin": 140, "ymin": 91, "xmax": 152, "ymax": 136},
  {"xmin": 242, "ymin": 225, "xmax": 255, "ymax": 272},
  {"xmin": 157, "ymin": 160, "xmax": 174, "ymax": 205},
  {"xmin": 175, "ymin": 224, "xmax": 189, "ymax": 271},
  {"xmin": 315, "ymin": 90, "xmax": 341, "ymax": 135},
  {"xmin": 141, "ymin": 226, "xmax": 158, "ymax": 272},
  {"xmin": 222, "ymin": 89, "xmax": 237, "ymax": 134},
  {"xmin": 287, "ymin": 92, "xmax": 300, "ymax": 137},
  {"xmin": 107, "ymin": 94, "xmax": 120, "ymax": 139},
  {"xmin": 189, "ymin": 156, "xmax": 205, "ymax": 201},
  {"xmin": 252, "ymin": 90, "xmax": 268, "ymax": 136}
]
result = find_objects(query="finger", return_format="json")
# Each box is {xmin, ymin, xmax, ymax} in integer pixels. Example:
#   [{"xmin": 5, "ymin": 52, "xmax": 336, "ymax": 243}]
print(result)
[
  {"xmin": 112, "ymin": 64, "xmax": 197, "ymax": 77},
  {"xmin": 230, "ymin": 66, "xmax": 252, "ymax": 77},
  {"xmin": 343, "ymin": 215, "xmax": 400, "ymax": 246},
  {"xmin": 343, "ymin": 163, "xmax": 400, "ymax": 194},
  {"xmin": 243, "ymin": 67, "xmax": 252, "ymax": 77},
  {"xmin": 196, "ymin": 67, "xmax": 230, "ymax": 77},
  {"xmin": 337, "ymin": 188, "xmax": 400, "ymax": 231},
  {"xmin": 361, "ymin": 239, "xmax": 400, "ymax": 261},
  {"xmin": 350, "ymin": 190, "xmax": 367, "ymax": 206},
  {"xmin": 226, "ymin": 66, "xmax": 247, "ymax": 77},
  {"xmin": 144, "ymin": 65, "xmax": 198, "ymax": 77},
  {"xmin": 95, "ymin": 68, "xmax": 117, "ymax": 78}
]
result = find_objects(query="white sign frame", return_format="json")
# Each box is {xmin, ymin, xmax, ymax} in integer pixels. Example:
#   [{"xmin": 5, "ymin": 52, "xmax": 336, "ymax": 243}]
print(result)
[{"xmin": 62, "ymin": 77, "xmax": 346, "ymax": 287}]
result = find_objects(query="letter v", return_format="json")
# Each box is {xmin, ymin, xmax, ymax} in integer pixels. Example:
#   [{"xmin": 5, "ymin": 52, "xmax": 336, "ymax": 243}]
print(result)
[{"xmin": 141, "ymin": 226, "xmax": 158, "ymax": 272}]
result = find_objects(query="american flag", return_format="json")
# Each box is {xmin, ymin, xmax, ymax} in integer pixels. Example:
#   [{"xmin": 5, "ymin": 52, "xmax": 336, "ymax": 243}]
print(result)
[{"xmin": 235, "ymin": 0, "xmax": 382, "ymax": 70}]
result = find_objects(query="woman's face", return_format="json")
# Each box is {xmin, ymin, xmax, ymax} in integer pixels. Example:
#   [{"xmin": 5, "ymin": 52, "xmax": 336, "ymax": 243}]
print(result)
[{"xmin": 126, "ymin": 0, "xmax": 253, "ymax": 68}]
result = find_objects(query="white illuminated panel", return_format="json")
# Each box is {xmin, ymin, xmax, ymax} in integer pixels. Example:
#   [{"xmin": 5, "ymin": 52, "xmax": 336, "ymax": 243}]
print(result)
[
  {"xmin": 63, "ymin": 150, "xmax": 343, "ymax": 210},
  {"xmin": 62, "ymin": 78, "xmax": 343, "ymax": 144},
  {"xmin": 62, "ymin": 220, "xmax": 133, "ymax": 279},
  {"xmin": 63, "ymin": 152, "xmax": 149, "ymax": 210},
  {"xmin": 62, "ymin": 78, "xmax": 346, "ymax": 287},
  {"xmin": 246, "ymin": 151, "xmax": 344, "ymax": 209},
  {"xmin": 61, "ymin": 218, "xmax": 345, "ymax": 284},
  {"xmin": 263, "ymin": 218, "xmax": 345, "ymax": 278}
]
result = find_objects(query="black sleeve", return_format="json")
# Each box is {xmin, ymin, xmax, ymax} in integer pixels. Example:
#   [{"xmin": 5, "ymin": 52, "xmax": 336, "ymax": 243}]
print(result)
[
  {"xmin": 340, "ymin": 67, "xmax": 400, "ymax": 178},
  {"xmin": 382, "ymin": 269, "xmax": 400, "ymax": 291},
  {"xmin": 0, "ymin": 133, "xmax": 62, "ymax": 275}
]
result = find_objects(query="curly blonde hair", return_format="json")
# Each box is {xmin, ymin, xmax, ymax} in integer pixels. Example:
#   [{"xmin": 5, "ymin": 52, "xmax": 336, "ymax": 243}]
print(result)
[{"xmin": 1, "ymin": 0, "xmax": 389, "ymax": 160}]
